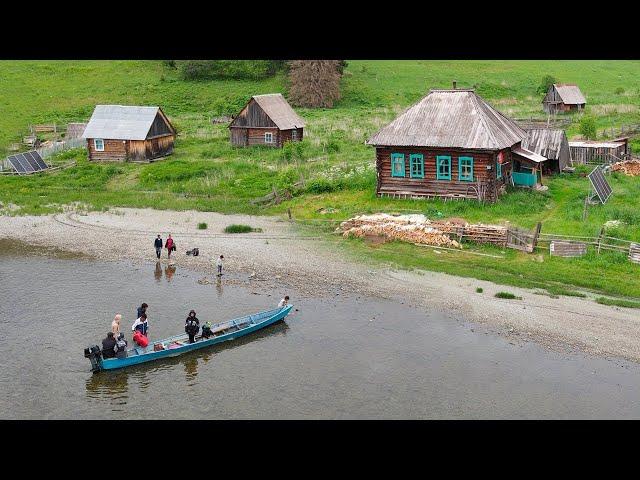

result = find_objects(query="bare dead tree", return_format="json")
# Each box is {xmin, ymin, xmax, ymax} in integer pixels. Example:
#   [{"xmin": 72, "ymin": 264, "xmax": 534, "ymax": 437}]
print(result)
[{"xmin": 288, "ymin": 60, "xmax": 343, "ymax": 108}]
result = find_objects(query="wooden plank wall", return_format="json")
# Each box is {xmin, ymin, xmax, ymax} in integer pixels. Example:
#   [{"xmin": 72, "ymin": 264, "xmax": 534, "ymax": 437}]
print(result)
[
  {"xmin": 87, "ymin": 138, "xmax": 127, "ymax": 161},
  {"xmin": 629, "ymin": 243, "xmax": 640, "ymax": 264},
  {"xmin": 549, "ymin": 241, "xmax": 587, "ymax": 257},
  {"xmin": 230, "ymin": 100, "xmax": 278, "ymax": 128}
]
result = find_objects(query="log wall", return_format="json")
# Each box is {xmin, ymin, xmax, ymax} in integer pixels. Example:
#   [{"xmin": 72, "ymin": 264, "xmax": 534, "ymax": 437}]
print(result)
[{"xmin": 87, "ymin": 135, "xmax": 174, "ymax": 162}]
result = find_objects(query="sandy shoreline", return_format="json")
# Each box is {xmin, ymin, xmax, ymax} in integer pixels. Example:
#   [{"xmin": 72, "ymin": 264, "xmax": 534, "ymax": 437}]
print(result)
[{"xmin": 2, "ymin": 207, "xmax": 640, "ymax": 363}]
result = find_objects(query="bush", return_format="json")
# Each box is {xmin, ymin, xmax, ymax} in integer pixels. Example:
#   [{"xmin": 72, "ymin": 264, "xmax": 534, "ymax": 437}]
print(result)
[
  {"xmin": 495, "ymin": 291, "xmax": 522, "ymax": 300},
  {"xmin": 197, "ymin": 222, "xmax": 207, "ymax": 230},
  {"xmin": 224, "ymin": 224, "xmax": 259, "ymax": 233},
  {"xmin": 615, "ymin": 87, "xmax": 625, "ymax": 95},
  {"xmin": 305, "ymin": 178, "xmax": 338, "ymax": 194},
  {"xmin": 579, "ymin": 115, "xmax": 597, "ymax": 140},
  {"xmin": 162, "ymin": 60, "xmax": 176, "ymax": 69},
  {"xmin": 476, "ymin": 287, "xmax": 483, "ymax": 293},
  {"xmin": 537, "ymin": 75, "xmax": 557, "ymax": 95}
]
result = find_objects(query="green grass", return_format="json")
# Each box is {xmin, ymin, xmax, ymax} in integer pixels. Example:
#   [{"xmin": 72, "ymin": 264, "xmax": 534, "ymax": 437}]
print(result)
[
  {"xmin": 1, "ymin": 60, "xmax": 639, "ymax": 299},
  {"xmin": 495, "ymin": 292, "xmax": 522, "ymax": 300},
  {"xmin": 224, "ymin": 224, "xmax": 258, "ymax": 233},
  {"xmin": 595, "ymin": 297, "xmax": 640, "ymax": 309}
]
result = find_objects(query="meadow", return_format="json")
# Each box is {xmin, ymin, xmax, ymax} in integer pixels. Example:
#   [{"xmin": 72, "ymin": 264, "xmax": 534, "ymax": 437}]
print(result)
[{"xmin": 1, "ymin": 60, "xmax": 639, "ymax": 298}]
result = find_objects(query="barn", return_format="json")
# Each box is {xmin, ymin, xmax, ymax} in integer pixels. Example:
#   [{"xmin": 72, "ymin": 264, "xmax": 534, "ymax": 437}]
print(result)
[
  {"xmin": 229, "ymin": 94, "xmax": 305, "ymax": 148},
  {"xmin": 366, "ymin": 88, "xmax": 543, "ymax": 202},
  {"xmin": 542, "ymin": 84, "xmax": 586, "ymax": 114},
  {"xmin": 521, "ymin": 128, "xmax": 570, "ymax": 173},
  {"xmin": 82, "ymin": 105, "xmax": 176, "ymax": 162}
]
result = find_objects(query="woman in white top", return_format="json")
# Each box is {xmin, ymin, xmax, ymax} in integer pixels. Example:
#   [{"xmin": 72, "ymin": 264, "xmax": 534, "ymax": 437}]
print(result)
[{"xmin": 278, "ymin": 296, "xmax": 289, "ymax": 308}]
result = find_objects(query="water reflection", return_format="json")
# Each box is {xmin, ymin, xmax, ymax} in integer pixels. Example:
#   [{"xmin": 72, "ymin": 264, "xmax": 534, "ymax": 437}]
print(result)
[
  {"xmin": 84, "ymin": 320, "xmax": 290, "ymax": 402},
  {"xmin": 154, "ymin": 262, "xmax": 163, "ymax": 282},
  {"xmin": 215, "ymin": 276, "xmax": 223, "ymax": 297},
  {"xmin": 165, "ymin": 264, "xmax": 176, "ymax": 282}
]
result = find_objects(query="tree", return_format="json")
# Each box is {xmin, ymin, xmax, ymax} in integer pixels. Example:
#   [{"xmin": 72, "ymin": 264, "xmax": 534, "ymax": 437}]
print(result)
[
  {"xmin": 579, "ymin": 115, "xmax": 597, "ymax": 140},
  {"xmin": 288, "ymin": 60, "xmax": 343, "ymax": 108},
  {"xmin": 537, "ymin": 75, "xmax": 557, "ymax": 95}
]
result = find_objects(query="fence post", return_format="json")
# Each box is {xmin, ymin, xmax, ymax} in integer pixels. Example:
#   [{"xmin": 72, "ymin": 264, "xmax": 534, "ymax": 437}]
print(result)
[{"xmin": 596, "ymin": 227, "xmax": 605, "ymax": 254}]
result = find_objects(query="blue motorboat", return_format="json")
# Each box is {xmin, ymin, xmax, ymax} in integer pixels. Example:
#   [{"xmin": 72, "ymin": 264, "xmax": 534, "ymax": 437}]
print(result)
[{"xmin": 84, "ymin": 305, "xmax": 293, "ymax": 372}]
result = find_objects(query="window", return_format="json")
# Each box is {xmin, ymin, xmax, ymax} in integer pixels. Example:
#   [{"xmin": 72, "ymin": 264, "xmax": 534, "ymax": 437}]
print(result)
[
  {"xmin": 391, "ymin": 153, "xmax": 405, "ymax": 177},
  {"xmin": 291, "ymin": 130, "xmax": 297, "ymax": 141},
  {"xmin": 409, "ymin": 154, "xmax": 424, "ymax": 178},
  {"xmin": 264, "ymin": 132, "xmax": 273, "ymax": 144},
  {"xmin": 459, "ymin": 156, "xmax": 474, "ymax": 182},
  {"xmin": 496, "ymin": 160, "xmax": 502, "ymax": 179},
  {"xmin": 436, "ymin": 155, "xmax": 451, "ymax": 180},
  {"xmin": 94, "ymin": 138, "xmax": 104, "ymax": 151}
]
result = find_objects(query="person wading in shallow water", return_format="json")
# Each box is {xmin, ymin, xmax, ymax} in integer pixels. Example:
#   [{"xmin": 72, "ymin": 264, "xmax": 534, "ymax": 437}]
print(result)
[
  {"xmin": 216, "ymin": 255, "xmax": 224, "ymax": 276},
  {"xmin": 166, "ymin": 234, "xmax": 175, "ymax": 260},
  {"xmin": 154, "ymin": 234, "xmax": 163, "ymax": 259}
]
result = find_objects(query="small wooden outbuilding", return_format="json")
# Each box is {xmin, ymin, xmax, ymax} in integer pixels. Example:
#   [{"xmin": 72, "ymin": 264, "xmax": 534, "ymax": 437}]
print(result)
[
  {"xmin": 569, "ymin": 138, "xmax": 629, "ymax": 165},
  {"xmin": 542, "ymin": 84, "xmax": 586, "ymax": 114},
  {"xmin": 521, "ymin": 128, "xmax": 570, "ymax": 173},
  {"xmin": 82, "ymin": 105, "xmax": 176, "ymax": 162},
  {"xmin": 366, "ymin": 87, "xmax": 540, "ymax": 202},
  {"xmin": 229, "ymin": 94, "xmax": 305, "ymax": 148}
]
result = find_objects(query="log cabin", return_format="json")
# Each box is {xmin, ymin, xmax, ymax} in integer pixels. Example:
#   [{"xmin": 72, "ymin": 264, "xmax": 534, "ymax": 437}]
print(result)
[
  {"xmin": 367, "ymin": 87, "xmax": 547, "ymax": 202},
  {"xmin": 82, "ymin": 105, "xmax": 176, "ymax": 162},
  {"xmin": 229, "ymin": 94, "xmax": 305, "ymax": 148},
  {"xmin": 542, "ymin": 84, "xmax": 586, "ymax": 114}
]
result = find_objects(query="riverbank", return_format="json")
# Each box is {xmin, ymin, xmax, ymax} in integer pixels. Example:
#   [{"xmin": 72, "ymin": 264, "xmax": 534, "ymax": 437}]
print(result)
[{"xmin": 2, "ymin": 207, "xmax": 640, "ymax": 363}]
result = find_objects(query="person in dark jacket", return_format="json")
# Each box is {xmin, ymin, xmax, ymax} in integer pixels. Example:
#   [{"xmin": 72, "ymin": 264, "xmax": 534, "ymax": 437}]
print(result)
[
  {"xmin": 185, "ymin": 310, "xmax": 200, "ymax": 344},
  {"xmin": 114, "ymin": 333, "xmax": 128, "ymax": 359},
  {"xmin": 154, "ymin": 235, "xmax": 163, "ymax": 259},
  {"xmin": 136, "ymin": 303, "xmax": 148, "ymax": 319},
  {"xmin": 102, "ymin": 332, "xmax": 117, "ymax": 359}
]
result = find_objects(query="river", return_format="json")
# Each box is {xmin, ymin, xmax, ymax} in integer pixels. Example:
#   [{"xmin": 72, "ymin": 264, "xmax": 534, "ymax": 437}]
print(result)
[{"xmin": 1, "ymin": 239, "xmax": 639, "ymax": 419}]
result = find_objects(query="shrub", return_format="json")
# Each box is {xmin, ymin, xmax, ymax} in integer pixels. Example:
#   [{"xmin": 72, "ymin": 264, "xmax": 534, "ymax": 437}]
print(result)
[
  {"xmin": 579, "ymin": 115, "xmax": 597, "ymax": 140},
  {"xmin": 288, "ymin": 60, "xmax": 342, "ymax": 108},
  {"xmin": 224, "ymin": 224, "xmax": 259, "ymax": 233},
  {"xmin": 162, "ymin": 60, "xmax": 176, "ymax": 69},
  {"xmin": 495, "ymin": 291, "xmax": 522, "ymax": 300},
  {"xmin": 615, "ymin": 87, "xmax": 625, "ymax": 95},
  {"xmin": 306, "ymin": 178, "xmax": 338, "ymax": 194},
  {"xmin": 197, "ymin": 222, "xmax": 207, "ymax": 230},
  {"xmin": 476, "ymin": 287, "xmax": 484, "ymax": 293},
  {"xmin": 537, "ymin": 75, "xmax": 557, "ymax": 95}
]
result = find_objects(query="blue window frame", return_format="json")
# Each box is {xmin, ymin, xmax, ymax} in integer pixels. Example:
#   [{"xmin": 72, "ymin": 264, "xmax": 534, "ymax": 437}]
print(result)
[
  {"xmin": 436, "ymin": 155, "xmax": 451, "ymax": 180},
  {"xmin": 459, "ymin": 156, "xmax": 474, "ymax": 182},
  {"xmin": 391, "ymin": 153, "xmax": 405, "ymax": 177},
  {"xmin": 409, "ymin": 154, "xmax": 424, "ymax": 178},
  {"xmin": 496, "ymin": 159, "xmax": 502, "ymax": 179}
]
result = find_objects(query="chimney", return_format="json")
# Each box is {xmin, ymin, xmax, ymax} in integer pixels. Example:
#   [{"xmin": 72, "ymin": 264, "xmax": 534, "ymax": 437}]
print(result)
[{"xmin": 452, "ymin": 80, "xmax": 457, "ymax": 90}]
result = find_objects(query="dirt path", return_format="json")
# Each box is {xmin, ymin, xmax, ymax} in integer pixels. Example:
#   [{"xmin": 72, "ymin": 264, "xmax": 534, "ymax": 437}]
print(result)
[{"xmin": 2, "ymin": 207, "xmax": 639, "ymax": 363}]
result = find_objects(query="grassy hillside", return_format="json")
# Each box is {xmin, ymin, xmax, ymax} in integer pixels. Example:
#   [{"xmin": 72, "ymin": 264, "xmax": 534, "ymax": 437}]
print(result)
[{"xmin": 1, "ymin": 60, "xmax": 639, "ymax": 298}]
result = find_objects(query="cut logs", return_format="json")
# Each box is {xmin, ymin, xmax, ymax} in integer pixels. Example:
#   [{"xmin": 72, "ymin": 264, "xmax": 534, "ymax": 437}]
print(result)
[{"xmin": 611, "ymin": 159, "xmax": 640, "ymax": 176}]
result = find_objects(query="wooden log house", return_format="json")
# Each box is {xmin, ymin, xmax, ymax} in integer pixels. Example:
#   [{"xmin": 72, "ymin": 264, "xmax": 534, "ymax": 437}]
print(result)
[
  {"xmin": 228, "ymin": 94, "xmax": 305, "ymax": 148},
  {"xmin": 82, "ymin": 105, "xmax": 176, "ymax": 162},
  {"xmin": 367, "ymin": 87, "xmax": 545, "ymax": 202},
  {"xmin": 542, "ymin": 84, "xmax": 586, "ymax": 114}
]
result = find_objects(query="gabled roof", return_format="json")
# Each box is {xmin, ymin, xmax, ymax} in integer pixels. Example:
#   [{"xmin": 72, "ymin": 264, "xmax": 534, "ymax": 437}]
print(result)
[
  {"xmin": 252, "ymin": 94, "xmax": 305, "ymax": 129},
  {"xmin": 82, "ymin": 105, "xmax": 172, "ymax": 140},
  {"xmin": 522, "ymin": 128, "xmax": 567, "ymax": 160},
  {"xmin": 367, "ymin": 89, "xmax": 526, "ymax": 150},
  {"xmin": 552, "ymin": 84, "xmax": 586, "ymax": 105}
]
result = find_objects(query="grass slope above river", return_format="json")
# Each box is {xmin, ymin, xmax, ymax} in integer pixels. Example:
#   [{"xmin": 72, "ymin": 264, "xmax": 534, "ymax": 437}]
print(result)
[{"xmin": 1, "ymin": 60, "xmax": 639, "ymax": 299}]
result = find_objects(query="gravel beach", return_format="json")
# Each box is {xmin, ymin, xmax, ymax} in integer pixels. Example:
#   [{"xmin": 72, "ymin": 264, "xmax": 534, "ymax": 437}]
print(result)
[{"xmin": 2, "ymin": 207, "xmax": 639, "ymax": 363}]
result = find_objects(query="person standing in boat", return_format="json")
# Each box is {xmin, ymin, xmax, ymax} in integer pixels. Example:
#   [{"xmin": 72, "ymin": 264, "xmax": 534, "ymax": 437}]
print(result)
[
  {"xmin": 136, "ymin": 303, "xmax": 148, "ymax": 320},
  {"xmin": 154, "ymin": 234, "xmax": 163, "ymax": 259},
  {"xmin": 132, "ymin": 313, "xmax": 149, "ymax": 337},
  {"xmin": 111, "ymin": 314, "xmax": 122, "ymax": 337},
  {"xmin": 185, "ymin": 310, "xmax": 200, "ymax": 344},
  {"xmin": 278, "ymin": 296, "xmax": 290, "ymax": 308},
  {"xmin": 166, "ymin": 235, "xmax": 175, "ymax": 260}
]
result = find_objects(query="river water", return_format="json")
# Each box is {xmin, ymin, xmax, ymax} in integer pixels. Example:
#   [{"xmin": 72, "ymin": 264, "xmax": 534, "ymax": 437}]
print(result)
[{"xmin": 1, "ymin": 240, "xmax": 639, "ymax": 419}]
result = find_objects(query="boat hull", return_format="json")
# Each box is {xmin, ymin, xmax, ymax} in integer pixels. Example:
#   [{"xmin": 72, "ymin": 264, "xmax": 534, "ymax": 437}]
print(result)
[{"xmin": 96, "ymin": 305, "xmax": 292, "ymax": 372}]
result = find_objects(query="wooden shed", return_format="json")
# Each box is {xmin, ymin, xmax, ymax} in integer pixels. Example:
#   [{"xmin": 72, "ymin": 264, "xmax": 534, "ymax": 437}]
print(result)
[
  {"xmin": 82, "ymin": 105, "xmax": 176, "ymax": 162},
  {"xmin": 569, "ymin": 139, "xmax": 629, "ymax": 165},
  {"xmin": 229, "ymin": 94, "xmax": 305, "ymax": 148},
  {"xmin": 521, "ymin": 128, "xmax": 570, "ymax": 173},
  {"xmin": 366, "ymin": 88, "xmax": 537, "ymax": 202},
  {"xmin": 542, "ymin": 84, "xmax": 586, "ymax": 114}
]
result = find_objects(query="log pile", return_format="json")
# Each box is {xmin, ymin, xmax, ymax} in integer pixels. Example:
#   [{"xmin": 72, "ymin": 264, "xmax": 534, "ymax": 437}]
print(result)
[
  {"xmin": 611, "ymin": 159, "xmax": 640, "ymax": 176},
  {"xmin": 337, "ymin": 214, "xmax": 509, "ymax": 249}
]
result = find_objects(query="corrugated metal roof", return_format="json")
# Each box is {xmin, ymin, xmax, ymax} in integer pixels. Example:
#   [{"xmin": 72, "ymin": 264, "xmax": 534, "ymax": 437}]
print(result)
[
  {"xmin": 569, "ymin": 140, "xmax": 625, "ymax": 148},
  {"xmin": 252, "ymin": 94, "xmax": 305, "ymax": 129},
  {"xmin": 367, "ymin": 89, "xmax": 526, "ymax": 150},
  {"xmin": 553, "ymin": 84, "xmax": 586, "ymax": 105},
  {"xmin": 512, "ymin": 146, "xmax": 547, "ymax": 163},
  {"xmin": 82, "ymin": 105, "xmax": 161, "ymax": 140},
  {"xmin": 522, "ymin": 128, "xmax": 566, "ymax": 160}
]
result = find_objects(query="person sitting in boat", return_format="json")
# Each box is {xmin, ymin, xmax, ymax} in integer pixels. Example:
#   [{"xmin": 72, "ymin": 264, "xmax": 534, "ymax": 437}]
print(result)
[
  {"xmin": 101, "ymin": 332, "xmax": 117, "ymax": 359},
  {"xmin": 185, "ymin": 310, "xmax": 200, "ymax": 344},
  {"xmin": 201, "ymin": 321, "xmax": 213, "ymax": 339},
  {"xmin": 278, "ymin": 296, "xmax": 290, "ymax": 308},
  {"xmin": 132, "ymin": 313, "xmax": 149, "ymax": 337},
  {"xmin": 115, "ymin": 333, "xmax": 128, "ymax": 359},
  {"xmin": 136, "ymin": 303, "xmax": 148, "ymax": 320}
]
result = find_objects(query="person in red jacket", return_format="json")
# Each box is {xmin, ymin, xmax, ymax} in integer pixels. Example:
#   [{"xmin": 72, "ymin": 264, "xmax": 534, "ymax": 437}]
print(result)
[{"xmin": 165, "ymin": 234, "xmax": 175, "ymax": 260}]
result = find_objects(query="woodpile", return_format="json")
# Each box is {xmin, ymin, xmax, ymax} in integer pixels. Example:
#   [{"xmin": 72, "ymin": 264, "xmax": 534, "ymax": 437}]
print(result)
[
  {"xmin": 337, "ymin": 214, "xmax": 509, "ymax": 249},
  {"xmin": 612, "ymin": 159, "xmax": 640, "ymax": 176}
]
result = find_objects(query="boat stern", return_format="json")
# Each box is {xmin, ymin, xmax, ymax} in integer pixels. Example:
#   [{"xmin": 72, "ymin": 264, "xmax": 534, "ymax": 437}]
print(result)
[{"xmin": 84, "ymin": 345, "xmax": 103, "ymax": 373}]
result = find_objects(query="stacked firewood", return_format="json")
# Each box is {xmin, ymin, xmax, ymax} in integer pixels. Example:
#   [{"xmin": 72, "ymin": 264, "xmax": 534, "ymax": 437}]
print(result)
[{"xmin": 612, "ymin": 159, "xmax": 640, "ymax": 176}]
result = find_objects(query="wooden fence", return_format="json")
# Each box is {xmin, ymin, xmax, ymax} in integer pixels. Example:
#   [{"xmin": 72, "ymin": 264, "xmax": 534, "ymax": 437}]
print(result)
[{"xmin": 36, "ymin": 137, "xmax": 86, "ymax": 159}]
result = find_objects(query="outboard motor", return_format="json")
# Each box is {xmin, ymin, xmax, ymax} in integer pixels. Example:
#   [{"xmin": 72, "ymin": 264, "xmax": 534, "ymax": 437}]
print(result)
[{"xmin": 84, "ymin": 345, "xmax": 103, "ymax": 373}]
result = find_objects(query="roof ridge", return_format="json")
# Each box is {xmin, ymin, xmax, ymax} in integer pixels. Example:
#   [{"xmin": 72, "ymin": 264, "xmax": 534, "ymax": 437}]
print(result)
[{"xmin": 470, "ymin": 92, "xmax": 501, "ymax": 149}]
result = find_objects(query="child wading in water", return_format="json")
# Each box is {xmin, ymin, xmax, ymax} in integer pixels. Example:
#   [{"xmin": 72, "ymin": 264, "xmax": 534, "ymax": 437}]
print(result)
[{"xmin": 215, "ymin": 255, "xmax": 224, "ymax": 276}]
